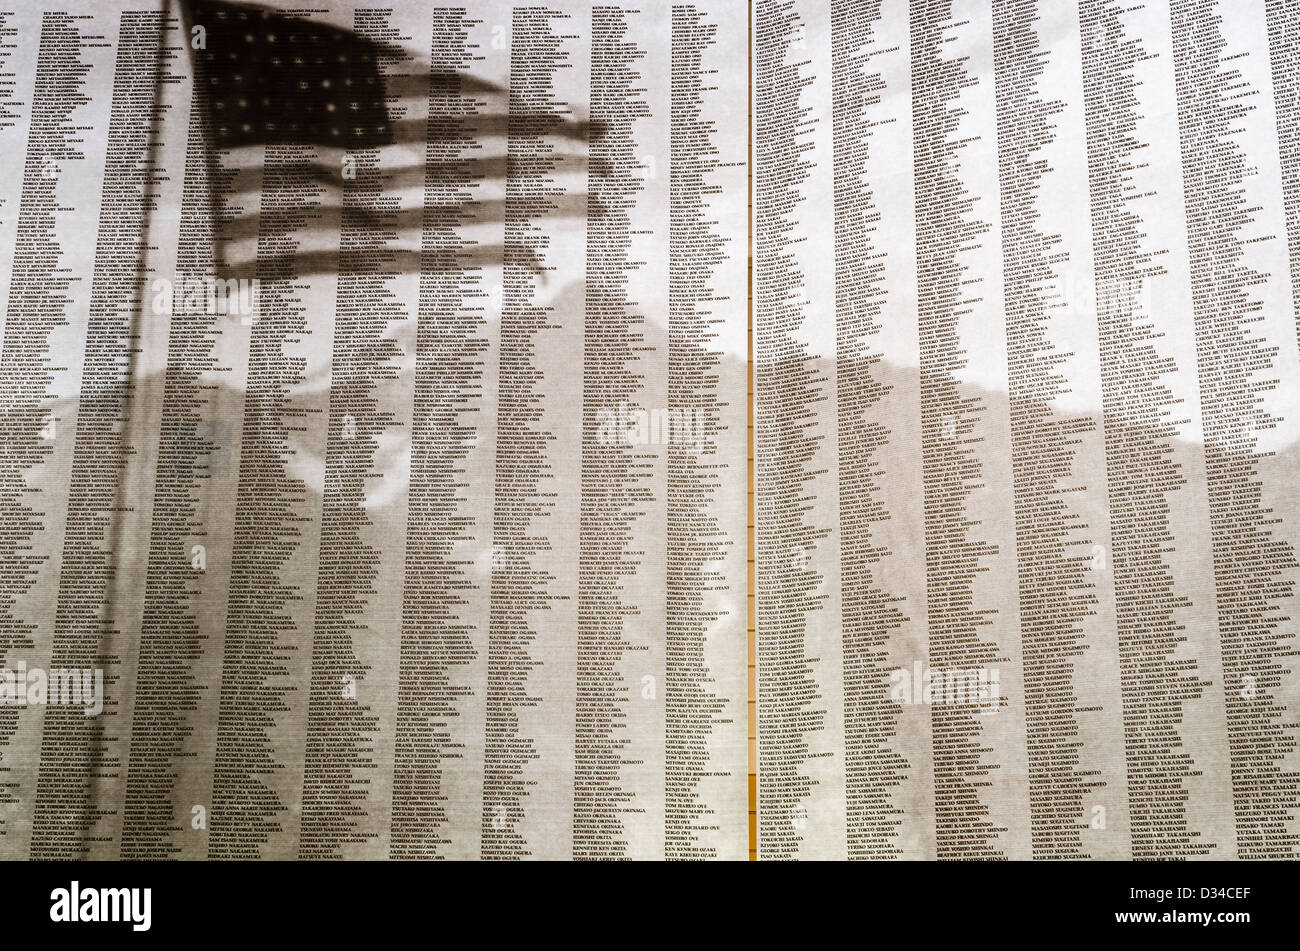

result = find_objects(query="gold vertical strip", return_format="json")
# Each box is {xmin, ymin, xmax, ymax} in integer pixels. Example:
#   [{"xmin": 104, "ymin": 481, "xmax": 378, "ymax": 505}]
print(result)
[{"xmin": 747, "ymin": 0, "xmax": 756, "ymax": 862}]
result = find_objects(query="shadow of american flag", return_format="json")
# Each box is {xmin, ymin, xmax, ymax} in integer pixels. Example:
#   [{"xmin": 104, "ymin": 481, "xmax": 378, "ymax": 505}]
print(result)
[{"xmin": 178, "ymin": 0, "xmax": 603, "ymax": 282}]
